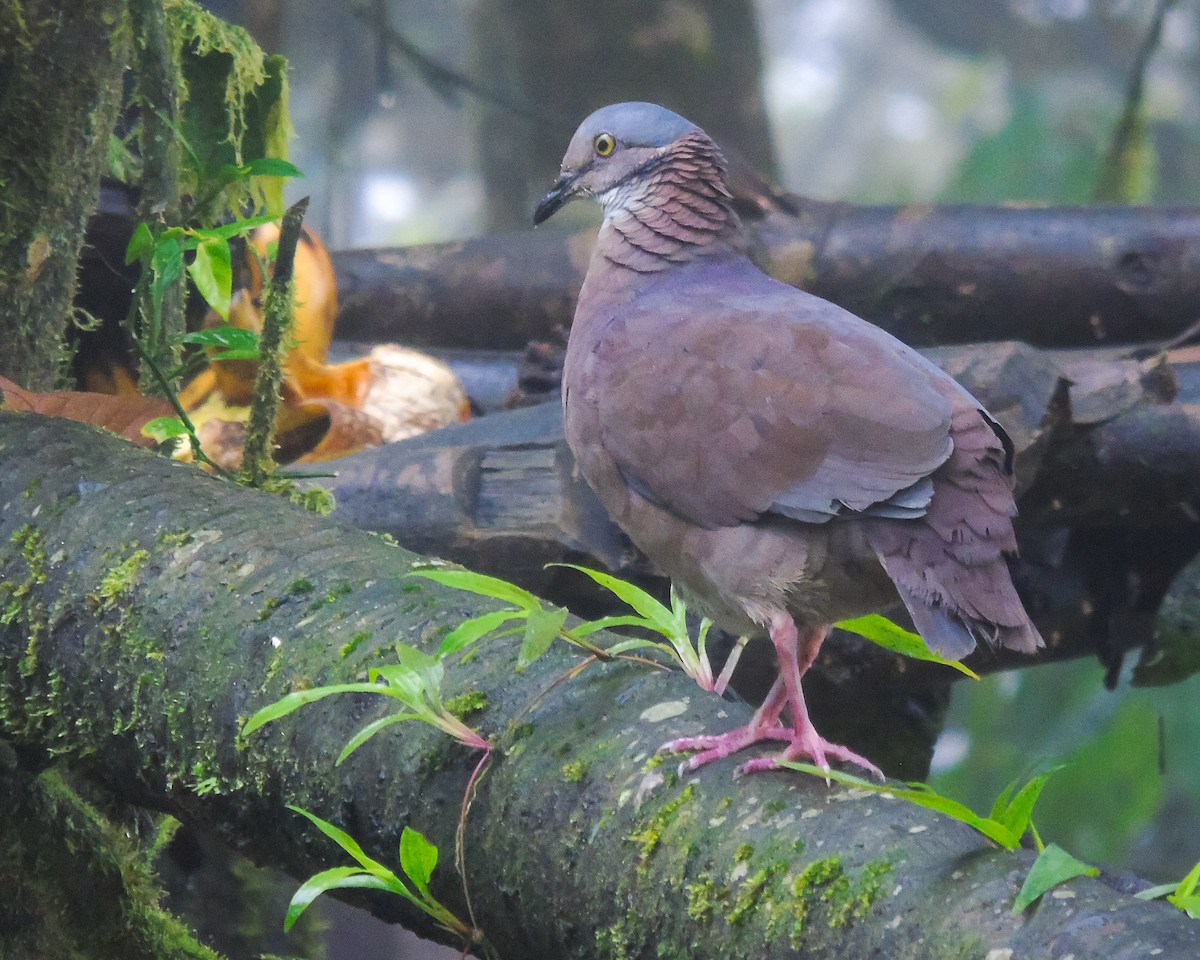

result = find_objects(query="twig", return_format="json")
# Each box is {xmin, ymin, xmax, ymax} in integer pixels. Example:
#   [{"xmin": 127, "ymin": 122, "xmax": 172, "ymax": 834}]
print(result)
[
  {"xmin": 240, "ymin": 197, "xmax": 309, "ymax": 487},
  {"xmin": 131, "ymin": 335, "xmax": 235, "ymax": 480},
  {"xmin": 1093, "ymin": 0, "xmax": 1177, "ymax": 202},
  {"xmin": 345, "ymin": 0, "xmax": 566, "ymax": 125}
]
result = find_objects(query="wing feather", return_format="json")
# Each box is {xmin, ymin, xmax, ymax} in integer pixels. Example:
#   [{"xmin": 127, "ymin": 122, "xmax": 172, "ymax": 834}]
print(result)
[{"xmin": 578, "ymin": 280, "xmax": 956, "ymax": 530}]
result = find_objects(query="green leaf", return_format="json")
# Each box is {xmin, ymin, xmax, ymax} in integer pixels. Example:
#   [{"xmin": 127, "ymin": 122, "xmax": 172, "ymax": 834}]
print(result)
[
  {"xmin": 1012, "ymin": 843, "xmax": 1099, "ymax": 913},
  {"xmin": 836, "ymin": 614, "xmax": 980, "ymax": 679},
  {"xmin": 187, "ymin": 238, "xmax": 233, "ymax": 320},
  {"xmin": 336, "ymin": 712, "xmax": 422, "ymax": 765},
  {"xmin": 437, "ymin": 609, "xmax": 520, "ymax": 659},
  {"xmin": 1176, "ymin": 857, "xmax": 1200, "ymax": 899},
  {"xmin": 992, "ymin": 767, "xmax": 1063, "ymax": 839},
  {"xmin": 243, "ymin": 157, "xmax": 304, "ymax": 179},
  {"xmin": 150, "ymin": 233, "xmax": 185, "ymax": 321},
  {"xmin": 551, "ymin": 564, "xmax": 675, "ymax": 631},
  {"xmin": 603, "ymin": 637, "xmax": 675, "ymax": 658},
  {"xmin": 182, "ymin": 324, "xmax": 261, "ymax": 360},
  {"xmin": 517, "ymin": 607, "xmax": 567, "ymax": 670},
  {"xmin": 141, "ymin": 416, "xmax": 189, "ymax": 443},
  {"xmin": 1171, "ymin": 894, "xmax": 1200, "ymax": 919},
  {"xmin": 398, "ymin": 826, "xmax": 439, "ymax": 897},
  {"xmin": 287, "ymin": 805, "xmax": 391, "ymax": 875},
  {"xmin": 988, "ymin": 777, "xmax": 1019, "ymax": 823},
  {"xmin": 1135, "ymin": 882, "xmax": 1179, "ymax": 901},
  {"xmin": 190, "ymin": 213, "xmax": 278, "ymax": 242},
  {"xmin": 570, "ymin": 614, "xmax": 657, "ymax": 638},
  {"xmin": 371, "ymin": 665, "xmax": 434, "ymax": 713},
  {"xmin": 285, "ymin": 867, "xmax": 389, "ymax": 931},
  {"xmin": 780, "ymin": 763, "xmax": 1022, "ymax": 849},
  {"xmin": 241, "ymin": 682, "xmax": 389, "ymax": 736},
  {"xmin": 125, "ymin": 222, "xmax": 153, "ymax": 264},
  {"xmin": 409, "ymin": 569, "xmax": 541, "ymax": 612}
]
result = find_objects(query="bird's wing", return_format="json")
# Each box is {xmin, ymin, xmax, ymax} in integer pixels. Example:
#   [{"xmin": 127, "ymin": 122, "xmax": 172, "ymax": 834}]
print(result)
[{"xmin": 576, "ymin": 286, "xmax": 956, "ymax": 530}]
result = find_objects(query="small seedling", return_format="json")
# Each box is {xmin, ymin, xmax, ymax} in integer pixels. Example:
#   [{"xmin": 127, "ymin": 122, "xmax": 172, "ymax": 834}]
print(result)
[
  {"xmin": 285, "ymin": 806, "xmax": 485, "ymax": 954},
  {"xmin": 1135, "ymin": 857, "xmax": 1200, "ymax": 919},
  {"xmin": 553, "ymin": 564, "xmax": 722, "ymax": 689},
  {"xmin": 241, "ymin": 641, "xmax": 489, "ymax": 759}
]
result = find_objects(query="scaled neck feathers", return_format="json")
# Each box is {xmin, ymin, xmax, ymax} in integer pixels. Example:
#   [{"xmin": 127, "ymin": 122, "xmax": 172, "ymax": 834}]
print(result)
[{"xmin": 596, "ymin": 132, "xmax": 744, "ymax": 273}]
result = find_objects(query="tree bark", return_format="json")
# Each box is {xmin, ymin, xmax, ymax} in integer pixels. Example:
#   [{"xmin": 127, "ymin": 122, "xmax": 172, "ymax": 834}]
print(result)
[
  {"xmin": 0, "ymin": 0, "xmax": 129, "ymax": 388},
  {"xmin": 330, "ymin": 199, "xmax": 1200, "ymax": 351},
  {"xmin": 1, "ymin": 412, "xmax": 1196, "ymax": 960}
]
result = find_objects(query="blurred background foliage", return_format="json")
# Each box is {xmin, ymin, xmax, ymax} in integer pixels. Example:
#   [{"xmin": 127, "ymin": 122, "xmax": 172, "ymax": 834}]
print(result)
[{"xmin": 186, "ymin": 0, "xmax": 1198, "ymax": 953}]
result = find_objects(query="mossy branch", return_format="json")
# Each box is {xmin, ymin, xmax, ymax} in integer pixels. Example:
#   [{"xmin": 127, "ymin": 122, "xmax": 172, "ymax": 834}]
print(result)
[
  {"xmin": 240, "ymin": 196, "xmax": 309, "ymax": 487},
  {"xmin": 130, "ymin": 0, "xmax": 186, "ymax": 391},
  {"xmin": 0, "ymin": 413, "xmax": 1197, "ymax": 960},
  {"xmin": 0, "ymin": 744, "xmax": 225, "ymax": 960}
]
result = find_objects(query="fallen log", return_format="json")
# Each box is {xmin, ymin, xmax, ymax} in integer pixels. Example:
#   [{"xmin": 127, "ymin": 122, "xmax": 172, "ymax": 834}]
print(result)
[
  {"xmin": 1, "ymin": 411, "xmax": 1196, "ymax": 960},
  {"xmin": 331, "ymin": 196, "xmax": 1200, "ymax": 351}
]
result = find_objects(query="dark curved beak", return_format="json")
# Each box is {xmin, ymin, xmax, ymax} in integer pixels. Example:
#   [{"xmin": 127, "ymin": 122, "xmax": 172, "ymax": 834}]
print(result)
[{"xmin": 533, "ymin": 172, "xmax": 579, "ymax": 225}]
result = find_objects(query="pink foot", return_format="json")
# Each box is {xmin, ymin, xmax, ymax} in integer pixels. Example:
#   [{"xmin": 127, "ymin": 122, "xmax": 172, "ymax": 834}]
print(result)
[
  {"xmin": 661, "ymin": 723, "xmax": 792, "ymax": 772},
  {"xmin": 738, "ymin": 732, "xmax": 884, "ymax": 781}
]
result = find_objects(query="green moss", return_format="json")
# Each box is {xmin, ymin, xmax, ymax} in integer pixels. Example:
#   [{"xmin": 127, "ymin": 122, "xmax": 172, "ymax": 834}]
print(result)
[
  {"xmin": 157, "ymin": 528, "xmax": 192, "ymax": 547},
  {"xmin": 289, "ymin": 484, "xmax": 335, "ymax": 515},
  {"xmin": 627, "ymin": 782, "xmax": 697, "ymax": 870},
  {"xmin": 716, "ymin": 796, "xmax": 733, "ymax": 812},
  {"xmin": 734, "ymin": 842, "xmax": 754, "ymax": 863},
  {"xmin": 287, "ymin": 577, "xmax": 315, "ymax": 595},
  {"xmin": 829, "ymin": 859, "xmax": 893, "ymax": 928},
  {"xmin": 685, "ymin": 874, "xmax": 730, "ymax": 922},
  {"xmin": 728, "ymin": 861, "xmax": 787, "ymax": 926},
  {"xmin": 789, "ymin": 856, "xmax": 844, "ymax": 949},
  {"xmin": 4, "ymin": 525, "xmax": 50, "ymax": 676},
  {"xmin": 641, "ymin": 753, "xmax": 666, "ymax": 771},
  {"xmin": 339, "ymin": 630, "xmax": 372, "ymax": 659},
  {"xmin": 764, "ymin": 798, "xmax": 787, "ymax": 816},
  {"xmin": 255, "ymin": 595, "xmax": 282, "ymax": 621},
  {"xmin": 305, "ymin": 581, "xmax": 351, "ymax": 613},
  {"xmin": 561, "ymin": 759, "xmax": 587, "ymax": 783},
  {"xmin": 88, "ymin": 548, "xmax": 150, "ymax": 608},
  {"xmin": 445, "ymin": 688, "xmax": 488, "ymax": 720}
]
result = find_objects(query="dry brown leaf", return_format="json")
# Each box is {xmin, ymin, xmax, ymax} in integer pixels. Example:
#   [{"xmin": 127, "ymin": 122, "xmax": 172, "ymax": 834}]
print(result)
[{"xmin": 0, "ymin": 375, "xmax": 172, "ymax": 447}]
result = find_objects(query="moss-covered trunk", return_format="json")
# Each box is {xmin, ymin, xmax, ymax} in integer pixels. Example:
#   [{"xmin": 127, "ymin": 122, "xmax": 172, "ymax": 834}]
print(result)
[
  {"xmin": 0, "ymin": 0, "xmax": 128, "ymax": 389},
  {"xmin": 0, "ymin": 411, "xmax": 1196, "ymax": 959}
]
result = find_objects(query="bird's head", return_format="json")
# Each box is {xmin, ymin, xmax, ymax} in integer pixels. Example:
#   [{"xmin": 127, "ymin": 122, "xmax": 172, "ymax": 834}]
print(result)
[{"xmin": 533, "ymin": 102, "xmax": 713, "ymax": 225}]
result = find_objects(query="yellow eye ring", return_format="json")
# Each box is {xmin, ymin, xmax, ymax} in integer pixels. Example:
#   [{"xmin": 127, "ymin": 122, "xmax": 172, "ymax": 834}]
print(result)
[{"xmin": 593, "ymin": 133, "xmax": 616, "ymax": 157}]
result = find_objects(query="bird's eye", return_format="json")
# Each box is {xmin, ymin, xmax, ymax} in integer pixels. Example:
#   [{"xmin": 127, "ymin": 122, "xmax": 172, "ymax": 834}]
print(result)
[{"xmin": 593, "ymin": 133, "xmax": 616, "ymax": 157}]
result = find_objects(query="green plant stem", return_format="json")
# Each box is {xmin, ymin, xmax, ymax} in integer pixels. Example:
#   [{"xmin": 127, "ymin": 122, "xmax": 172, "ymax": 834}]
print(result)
[
  {"xmin": 558, "ymin": 628, "xmax": 613, "ymax": 660},
  {"xmin": 1093, "ymin": 0, "xmax": 1176, "ymax": 202},
  {"xmin": 131, "ymin": 336, "xmax": 234, "ymax": 479},
  {"xmin": 240, "ymin": 196, "xmax": 308, "ymax": 487}
]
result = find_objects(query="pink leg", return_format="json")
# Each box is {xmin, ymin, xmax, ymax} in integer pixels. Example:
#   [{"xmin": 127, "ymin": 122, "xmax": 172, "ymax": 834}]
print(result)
[{"xmin": 662, "ymin": 613, "xmax": 883, "ymax": 780}]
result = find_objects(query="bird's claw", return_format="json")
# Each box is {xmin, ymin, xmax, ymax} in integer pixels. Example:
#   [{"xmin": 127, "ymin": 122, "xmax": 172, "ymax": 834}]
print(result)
[{"xmin": 661, "ymin": 725, "xmax": 883, "ymax": 781}]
